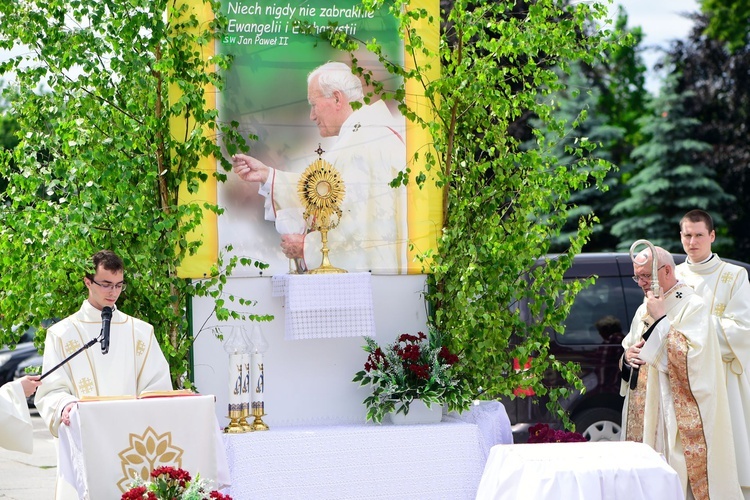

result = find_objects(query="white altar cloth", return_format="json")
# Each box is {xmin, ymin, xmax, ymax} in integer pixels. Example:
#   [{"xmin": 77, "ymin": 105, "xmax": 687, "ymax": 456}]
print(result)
[
  {"xmin": 271, "ymin": 272, "xmax": 376, "ymax": 340},
  {"xmin": 58, "ymin": 395, "xmax": 229, "ymax": 499},
  {"xmin": 475, "ymin": 441, "xmax": 683, "ymax": 500},
  {"xmin": 224, "ymin": 401, "xmax": 512, "ymax": 499}
]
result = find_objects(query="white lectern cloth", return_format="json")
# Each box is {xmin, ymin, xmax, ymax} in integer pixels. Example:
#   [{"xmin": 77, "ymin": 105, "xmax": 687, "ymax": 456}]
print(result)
[
  {"xmin": 476, "ymin": 440, "xmax": 684, "ymax": 500},
  {"xmin": 59, "ymin": 395, "xmax": 229, "ymax": 499},
  {"xmin": 271, "ymin": 272, "xmax": 376, "ymax": 340}
]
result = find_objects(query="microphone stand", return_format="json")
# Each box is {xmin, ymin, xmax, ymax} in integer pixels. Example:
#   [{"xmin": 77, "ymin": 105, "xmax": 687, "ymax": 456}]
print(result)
[{"xmin": 39, "ymin": 329, "xmax": 104, "ymax": 380}]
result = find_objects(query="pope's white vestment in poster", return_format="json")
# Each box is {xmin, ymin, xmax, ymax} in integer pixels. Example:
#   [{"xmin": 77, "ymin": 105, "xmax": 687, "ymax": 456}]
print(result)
[
  {"xmin": 620, "ymin": 282, "xmax": 741, "ymax": 499},
  {"xmin": 260, "ymin": 99, "xmax": 408, "ymax": 274},
  {"xmin": 676, "ymin": 255, "xmax": 750, "ymax": 498}
]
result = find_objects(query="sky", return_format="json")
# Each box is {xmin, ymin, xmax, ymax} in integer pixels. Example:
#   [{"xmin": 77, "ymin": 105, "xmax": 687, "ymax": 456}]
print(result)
[{"xmin": 606, "ymin": 0, "xmax": 701, "ymax": 93}]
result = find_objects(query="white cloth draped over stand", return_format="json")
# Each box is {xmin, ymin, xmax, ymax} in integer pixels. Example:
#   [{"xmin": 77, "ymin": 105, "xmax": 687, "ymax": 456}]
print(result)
[
  {"xmin": 58, "ymin": 395, "xmax": 230, "ymax": 499},
  {"xmin": 272, "ymin": 272, "xmax": 376, "ymax": 340},
  {"xmin": 223, "ymin": 401, "xmax": 512, "ymax": 499},
  {"xmin": 476, "ymin": 440, "xmax": 684, "ymax": 500}
]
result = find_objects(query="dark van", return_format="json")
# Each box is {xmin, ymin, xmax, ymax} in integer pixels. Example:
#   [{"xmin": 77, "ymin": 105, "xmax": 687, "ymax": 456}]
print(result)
[{"xmin": 503, "ymin": 252, "xmax": 750, "ymax": 442}]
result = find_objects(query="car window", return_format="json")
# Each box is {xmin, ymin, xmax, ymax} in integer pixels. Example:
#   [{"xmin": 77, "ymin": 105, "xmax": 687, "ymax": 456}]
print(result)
[
  {"xmin": 623, "ymin": 283, "xmax": 645, "ymax": 326},
  {"xmin": 556, "ymin": 277, "xmax": 628, "ymax": 345}
]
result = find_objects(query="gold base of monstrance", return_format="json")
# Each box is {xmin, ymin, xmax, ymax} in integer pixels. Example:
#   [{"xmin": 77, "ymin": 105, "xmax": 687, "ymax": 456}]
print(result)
[{"xmin": 298, "ymin": 148, "xmax": 347, "ymax": 274}]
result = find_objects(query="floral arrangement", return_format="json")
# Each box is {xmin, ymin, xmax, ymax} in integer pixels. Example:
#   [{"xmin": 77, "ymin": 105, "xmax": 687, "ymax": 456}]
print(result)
[
  {"xmin": 121, "ymin": 466, "xmax": 231, "ymax": 500},
  {"xmin": 353, "ymin": 330, "xmax": 473, "ymax": 423},
  {"xmin": 527, "ymin": 423, "xmax": 586, "ymax": 443}
]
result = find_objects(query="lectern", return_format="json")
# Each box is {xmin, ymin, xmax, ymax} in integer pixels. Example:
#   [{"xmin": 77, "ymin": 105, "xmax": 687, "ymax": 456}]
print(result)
[{"xmin": 58, "ymin": 393, "xmax": 229, "ymax": 498}]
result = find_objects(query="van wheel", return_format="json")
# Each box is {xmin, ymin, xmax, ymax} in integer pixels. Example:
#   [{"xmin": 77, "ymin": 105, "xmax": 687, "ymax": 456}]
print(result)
[{"xmin": 574, "ymin": 408, "xmax": 621, "ymax": 442}]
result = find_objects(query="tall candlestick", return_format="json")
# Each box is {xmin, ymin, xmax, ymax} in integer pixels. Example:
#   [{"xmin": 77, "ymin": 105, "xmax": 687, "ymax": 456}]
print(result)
[
  {"xmin": 249, "ymin": 324, "xmax": 269, "ymax": 431},
  {"xmin": 223, "ymin": 326, "xmax": 250, "ymax": 433}
]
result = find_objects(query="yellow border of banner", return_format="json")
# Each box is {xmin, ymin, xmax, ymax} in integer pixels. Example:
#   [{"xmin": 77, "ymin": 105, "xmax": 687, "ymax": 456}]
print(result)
[
  {"xmin": 175, "ymin": 0, "xmax": 219, "ymax": 279},
  {"xmin": 405, "ymin": 0, "xmax": 441, "ymax": 274},
  {"xmin": 176, "ymin": 0, "xmax": 441, "ymax": 277}
]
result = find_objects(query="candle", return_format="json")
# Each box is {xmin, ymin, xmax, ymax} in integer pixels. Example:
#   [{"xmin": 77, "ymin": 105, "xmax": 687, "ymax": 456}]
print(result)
[
  {"xmin": 228, "ymin": 352, "xmax": 244, "ymax": 413},
  {"xmin": 248, "ymin": 324, "xmax": 269, "ymax": 418},
  {"xmin": 251, "ymin": 350, "xmax": 264, "ymax": 416}
]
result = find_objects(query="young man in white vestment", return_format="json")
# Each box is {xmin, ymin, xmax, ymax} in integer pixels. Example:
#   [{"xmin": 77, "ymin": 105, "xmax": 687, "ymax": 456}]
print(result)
[
  {"xmin": 35, "ymin": 250, "xmax": 172, "ymax": 499},
  {"xmin": 0, "ymin": 375, "xmax": 41, "ymax": 453},
  {"xmin": 232, "ymin": 61, "xmax": 408, "ymax": 274},
  {"xmin": 675, "ymin": 209, "xmax": 750, "ymax": 499},
  {"xmin": 620, "ymin": 245, "xmax": 741, "ymax": 499}
]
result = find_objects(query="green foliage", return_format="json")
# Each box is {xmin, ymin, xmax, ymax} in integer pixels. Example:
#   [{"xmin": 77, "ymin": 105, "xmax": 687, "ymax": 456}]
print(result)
[
  {"xmin": 667, "ymin": 13, "xmax": 750, "ymax": 259},
  {"xmin": 611, "ymin": 70, "xmax": 735, "ymax": 252},
  {"xmin": 0, "ymin": 0, "xmax": 267, "ymax": 386},
  {"xmin": 530, "ymin": 65, "xmax": 625, "ymax": 252},
  {"xmin": 700, "ymin": 0, "xmax": 750, "ymax": 54},
  {"xmin": 336, "ymin": 0, "xmax": 620, "ymax": 426}
]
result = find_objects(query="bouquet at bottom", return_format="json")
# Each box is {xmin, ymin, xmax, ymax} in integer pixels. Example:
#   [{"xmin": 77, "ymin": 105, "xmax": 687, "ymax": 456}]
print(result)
[{"xmin": 121, "ymin": 466, "xmax": 231, "ymax": 500}]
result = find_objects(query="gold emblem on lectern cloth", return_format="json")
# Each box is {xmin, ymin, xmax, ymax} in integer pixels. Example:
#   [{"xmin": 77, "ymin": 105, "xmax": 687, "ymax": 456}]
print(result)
[{"xmin": 116, "ymin": 426, "xmax": 184, "ymax": 493}]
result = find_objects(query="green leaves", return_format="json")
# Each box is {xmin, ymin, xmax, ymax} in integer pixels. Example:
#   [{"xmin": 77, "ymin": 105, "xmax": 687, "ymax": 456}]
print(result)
[
  {"xmin": 337, "ymin": 0, "xmax": 618, "ymax": 428},
  {"xmin": 0, "ymin": 0, "xmax": 264, "ymax": 387}
]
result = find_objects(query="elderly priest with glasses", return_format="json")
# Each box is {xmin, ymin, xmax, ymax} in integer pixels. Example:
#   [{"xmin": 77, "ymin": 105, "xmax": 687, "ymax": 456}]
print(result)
[
  {"xmin": 35, "ymin": 250, "xmax": 172, "ymax": 499},
  {"xmin": 619, "ymin": 243, "xmax": 741, "ymax": 499}
]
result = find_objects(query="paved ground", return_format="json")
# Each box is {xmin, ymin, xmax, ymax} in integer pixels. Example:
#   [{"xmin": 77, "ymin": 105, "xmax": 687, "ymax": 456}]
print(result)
[{"xmin": 0, "ymin": 410, "xmax": 57, "ymax": 500}]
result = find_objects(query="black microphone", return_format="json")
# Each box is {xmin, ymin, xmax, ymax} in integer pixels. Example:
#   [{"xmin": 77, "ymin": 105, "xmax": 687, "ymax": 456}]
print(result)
[{"xmin": 101, "ymin": 306, "xmax": 113, "ymax": 355}]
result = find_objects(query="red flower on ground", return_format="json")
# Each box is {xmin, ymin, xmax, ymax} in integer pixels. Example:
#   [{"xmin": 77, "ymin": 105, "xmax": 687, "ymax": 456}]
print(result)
[{"xmin": 528, "ymin": 423, "xmax": 586, "ymax": 443}]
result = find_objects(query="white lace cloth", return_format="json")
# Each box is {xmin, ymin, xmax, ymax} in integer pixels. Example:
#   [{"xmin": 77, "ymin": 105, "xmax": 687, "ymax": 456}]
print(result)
[
  {"xmin": 271, "ymin": 272, "xmax": 376, "ymax": 340},
  {"xmin": 446, "ymin": 400, "xmax": 513, "ymax": 460},
  {"xmin": 223, "ymin": 402, "xmax": 512, "ymax": 500},
  {"xmin": 476, "ymin": 441, "xmax": 684, "ymax": 500}
]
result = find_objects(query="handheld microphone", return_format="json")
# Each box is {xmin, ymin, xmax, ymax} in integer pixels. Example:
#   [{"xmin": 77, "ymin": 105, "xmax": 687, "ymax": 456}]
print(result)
[{"xmin": 101, "ymin": 306, "xmax": 113, "ymax": 355}]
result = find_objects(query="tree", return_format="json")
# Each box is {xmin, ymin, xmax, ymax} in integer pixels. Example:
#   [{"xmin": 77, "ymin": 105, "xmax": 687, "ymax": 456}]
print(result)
[
  {"xmin": 667, "ymin": 14, "xmax": 750, "ymax": 258},
  {"xmin": 0, "ymin": 106, "xmax": 19, "ymax": 195},
  {"xmin": 0, "ymin": 0, "xmax": 267, "ymax": 385},
  {"xmin": 533, "ymin": 65, "xmax": 626, "ymax": 252},
  {"xmin": 611, "ymin": 70, "xmax": 734, "ymax": 252},
  {"xmin": 700, "ymin": 0, "xmax": 750, "ymax": 54},
  {"xmin": 327, "ymin": 0, "xmax": 623, "ymax": 423}
]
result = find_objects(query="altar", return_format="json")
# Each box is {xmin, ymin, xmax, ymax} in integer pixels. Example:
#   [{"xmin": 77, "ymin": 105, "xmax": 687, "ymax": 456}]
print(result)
[
  {"xmin": 223, "ymin": 401, "xmax": 512, "ymax": 499},
  {"xmin": 189, "ymin": 274, "xmax": 517, "ymax": 498}
]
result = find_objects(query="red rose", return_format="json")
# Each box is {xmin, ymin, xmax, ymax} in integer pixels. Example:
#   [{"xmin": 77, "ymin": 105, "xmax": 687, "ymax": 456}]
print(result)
[
  {"xmin": 438, "ymin": 346, "xmax": 459, "ymax": 365},
  {"xmin": 121, "ymin": 486, "xmax": 148, "ymax": 500},
  {"xmin": 408, "ymin": 363, "xmax": 430, "ymax": 379},
  {"xmin": 400, "ymin": 344, "xmax": 421, "ymax": 362},
  {"xmin": 528, "ymin": 423, "xmax": 555, "ymax": 443}
]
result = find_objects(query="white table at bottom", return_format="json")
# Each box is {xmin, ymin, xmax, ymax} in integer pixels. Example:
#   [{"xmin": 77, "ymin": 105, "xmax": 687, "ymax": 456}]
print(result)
[{"xmin": 476, "ymin": 441, "xmax": 684, "ymax": 500}]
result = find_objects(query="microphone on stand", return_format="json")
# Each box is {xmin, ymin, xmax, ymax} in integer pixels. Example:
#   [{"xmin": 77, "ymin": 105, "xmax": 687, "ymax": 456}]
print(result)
[
  {"xmin": 101, "ymin": 306, "xmax": 112, "ymax": 355},
  {"xmin": 40, "ymin": 306, "xmax": 114, "ymax": 380}
]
